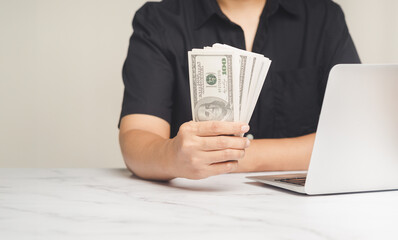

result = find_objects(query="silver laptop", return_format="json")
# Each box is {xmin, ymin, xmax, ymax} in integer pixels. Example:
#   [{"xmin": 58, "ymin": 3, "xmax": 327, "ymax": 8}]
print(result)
[{"xmin": 247, "ymin": 64, "xmax": 398, "ymax": 195}]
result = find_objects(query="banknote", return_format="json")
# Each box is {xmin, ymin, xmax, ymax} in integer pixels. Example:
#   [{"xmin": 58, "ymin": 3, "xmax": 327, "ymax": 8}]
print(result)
[
  {"xmin": 212, "ymin": 44, "xmax": 252, "ymax": 118},
  {"xmin": 188, "ymin": 50, "xmax": 239, "ymax": 122},
  {"xmin": 188, "ymin": 44, "xmax": 271, "ymax": 124}
]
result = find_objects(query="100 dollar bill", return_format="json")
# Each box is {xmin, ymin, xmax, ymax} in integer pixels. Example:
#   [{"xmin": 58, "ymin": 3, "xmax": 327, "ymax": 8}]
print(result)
[{"xmin": 188, "ymin": 50, "xmax": 239, "ymax": 122}]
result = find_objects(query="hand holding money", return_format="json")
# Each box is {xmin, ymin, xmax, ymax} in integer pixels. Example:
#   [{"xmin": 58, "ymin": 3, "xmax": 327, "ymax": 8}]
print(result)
[
  {"xmin": 170, "ymin": 121, "xmax": 250, "ymax": 179},
  {"xmin": 171, "ymin": 43, "xmax": 271, "ymax": 179},
  {"xmin": 188, "ymin": 44, "xmax": 271, "ymax": 123}
]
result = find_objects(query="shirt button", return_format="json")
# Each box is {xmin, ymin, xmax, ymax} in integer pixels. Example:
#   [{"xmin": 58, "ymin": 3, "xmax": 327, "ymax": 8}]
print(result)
[{"xmin": 246, "ymin": 134, "xmax": 254, "ymax": 140}]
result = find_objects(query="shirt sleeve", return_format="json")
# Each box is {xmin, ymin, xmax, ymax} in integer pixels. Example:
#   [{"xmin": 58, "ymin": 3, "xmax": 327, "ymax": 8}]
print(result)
[
  {"xmin": 324, "ymin": 1, "xmax": 361, "ymax": 67},
  {"xmin": 119, "ymin": 3, "xmax": 175, "ymax": 126}
]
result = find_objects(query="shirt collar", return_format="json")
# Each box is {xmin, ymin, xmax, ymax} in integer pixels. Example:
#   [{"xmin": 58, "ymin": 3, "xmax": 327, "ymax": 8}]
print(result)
[
  {"xmin": 278, "ymin": 0, "xmax": 300, "ymax": 16},
  {"xmin": 193, "ymin": 0, "xmax": 223, "ymax": 29},
  {"xmin": 194, "ymin": 0, "xmax": 299, "ymax": 30}
]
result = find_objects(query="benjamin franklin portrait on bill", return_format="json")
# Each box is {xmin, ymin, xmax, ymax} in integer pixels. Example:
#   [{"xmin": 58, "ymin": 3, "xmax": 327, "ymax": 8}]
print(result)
[{"xmin": 194, "ymin": 96, "xmax": 233, "ymax": 122}]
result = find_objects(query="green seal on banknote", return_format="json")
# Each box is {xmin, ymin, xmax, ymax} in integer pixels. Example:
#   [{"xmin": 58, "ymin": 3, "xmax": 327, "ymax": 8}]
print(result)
[{"xmin": 206, "ymin": 73, "xmax": 217, "ymax": 85}]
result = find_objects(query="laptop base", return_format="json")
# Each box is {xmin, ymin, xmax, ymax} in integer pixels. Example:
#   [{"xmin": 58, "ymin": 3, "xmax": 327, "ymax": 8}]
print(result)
[{"xmin": 247, "ymin": 174, "xmax": 307, "ymax": 194}]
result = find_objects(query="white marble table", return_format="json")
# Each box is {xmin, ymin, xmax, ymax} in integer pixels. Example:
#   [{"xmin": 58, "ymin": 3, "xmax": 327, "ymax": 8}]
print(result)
[{"xmin": 0, "ymin": 168, "xmax": 397, "ymax": 240}]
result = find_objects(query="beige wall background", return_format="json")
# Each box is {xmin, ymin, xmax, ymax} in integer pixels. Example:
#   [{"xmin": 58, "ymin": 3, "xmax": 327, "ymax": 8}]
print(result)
[{"xmin": 0, "ymin": 0, "xmax": 397, "ymax": 167}]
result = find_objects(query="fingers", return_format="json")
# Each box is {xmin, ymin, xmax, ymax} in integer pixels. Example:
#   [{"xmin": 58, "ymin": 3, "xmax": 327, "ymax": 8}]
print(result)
[
  {"xmin": 195, "ymin": 121, "xmax": 250, "ymax": 137},
  {"xmin": 203, "ymin": 149, "xmax": 245, "ymax": 164},
  {"xmin": 200, "ymin": 136, "xmax": 250, "ymax": 151},
  {"xmin": 175, "ymin": 121, "xmax": 249, "ymax": 180},
  {"xmin": 208, "ymin": 160, "xmax": 238, "ymax": 175}
]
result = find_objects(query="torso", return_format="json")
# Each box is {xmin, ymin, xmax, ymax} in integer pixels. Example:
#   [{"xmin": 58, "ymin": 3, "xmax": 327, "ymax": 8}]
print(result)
[{"xmin": 122, "ymin": 0, "xmax": 361, "ymax": 139}]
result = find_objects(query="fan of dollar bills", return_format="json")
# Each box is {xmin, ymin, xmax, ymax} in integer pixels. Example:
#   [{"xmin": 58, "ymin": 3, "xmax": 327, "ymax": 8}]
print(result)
[{"xmin": 188, "ymin": 43, "xmax": 271, "ymax": 123}]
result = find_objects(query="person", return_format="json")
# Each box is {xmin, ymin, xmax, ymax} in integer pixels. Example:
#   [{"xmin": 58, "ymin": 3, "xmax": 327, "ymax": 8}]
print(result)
[{"xmin": 119, "ymin": 0, "xmax": 360, "ymax": 181}]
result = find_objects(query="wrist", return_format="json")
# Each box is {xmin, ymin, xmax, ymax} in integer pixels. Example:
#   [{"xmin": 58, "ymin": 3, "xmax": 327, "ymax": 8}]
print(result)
[
  {"xmin": 236, "ymin": 141, "xmax": 260, "ymax": 173},
  {"xmin": 159, "ymin": 138, "xmax": 178, "ymax": 180}
]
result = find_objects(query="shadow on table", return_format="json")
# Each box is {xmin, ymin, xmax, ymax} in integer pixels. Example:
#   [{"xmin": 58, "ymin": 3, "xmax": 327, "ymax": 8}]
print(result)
[
  {"xmin": 107, "ymin": 168, "xmax": 134, "ymax": 178},
  {"xmin": 244, "ymin": 181, "xmax": 308, "ymax": 197},
  {"xmin": 149, "ymin": 179, "xmax": 227, "ymax": 192},
  {"xmin": 110, "ymin": 168, "xmax": 227, "ymax": 192}
]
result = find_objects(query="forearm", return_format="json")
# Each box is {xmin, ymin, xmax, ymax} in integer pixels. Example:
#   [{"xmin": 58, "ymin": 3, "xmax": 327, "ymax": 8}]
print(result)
[
  {"xmin": 236, "ymin": 133, "xmax": 316, "ymax": 172},
  {"xmin": 119, "ymin": 129, "xmax": 176, "ymax": 181}
]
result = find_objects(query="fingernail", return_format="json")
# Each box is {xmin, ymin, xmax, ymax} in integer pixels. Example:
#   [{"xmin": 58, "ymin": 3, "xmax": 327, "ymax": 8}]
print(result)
[
  {"xmin": 245, "ymin": 139, "xmax": 251, "ymax": 147},
  {"xmin": 241, "ymin": 125, "xmax": 250, "ymax": 132}
]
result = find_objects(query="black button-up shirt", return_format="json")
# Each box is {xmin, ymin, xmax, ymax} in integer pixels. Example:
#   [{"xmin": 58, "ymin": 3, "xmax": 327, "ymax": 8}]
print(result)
[{"xmin": 120, "ymin": 0, "xmax": 360, "ymax": 138}]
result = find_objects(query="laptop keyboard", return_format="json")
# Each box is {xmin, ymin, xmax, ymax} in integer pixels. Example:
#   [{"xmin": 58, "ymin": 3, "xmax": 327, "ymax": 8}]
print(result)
[{"xmin": 275, "ymin": 177, "xmax": 306, "ymax": 186}]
